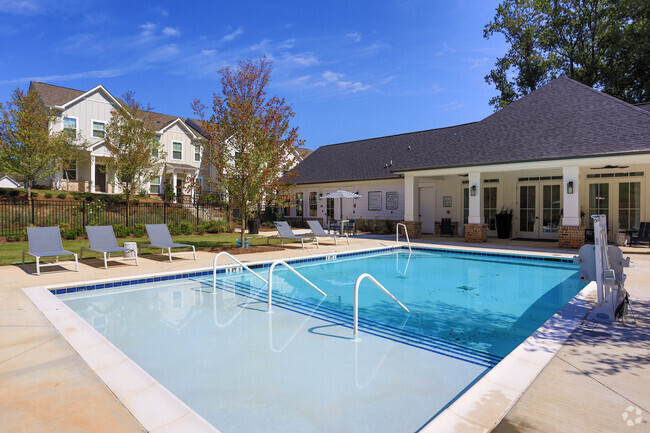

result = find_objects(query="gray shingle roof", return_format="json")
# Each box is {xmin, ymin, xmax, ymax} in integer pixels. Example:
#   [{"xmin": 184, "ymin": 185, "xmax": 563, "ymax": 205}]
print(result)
[
  {"xmin": 30, "ymin": 81, "xmax": 191, "ymax": 133},
  {"xmin": 29, "ymin": 82, "xmax": 85, "ymax": 106},
  {"xmin": 292, "ymin": 76, "xmax": 650, "ymax": 184}
]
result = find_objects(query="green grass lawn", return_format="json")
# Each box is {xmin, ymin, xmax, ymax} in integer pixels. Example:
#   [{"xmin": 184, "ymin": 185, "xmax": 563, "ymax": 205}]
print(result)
[{"xmin": 0, "ymin": 233, "xmax": 293, "ymax": 266}]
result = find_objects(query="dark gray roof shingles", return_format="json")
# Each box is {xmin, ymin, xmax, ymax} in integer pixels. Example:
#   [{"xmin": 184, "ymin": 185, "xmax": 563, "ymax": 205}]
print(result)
[{"xmin": 292, "ymin": 76, "xmax": 650, "ymax": 184}]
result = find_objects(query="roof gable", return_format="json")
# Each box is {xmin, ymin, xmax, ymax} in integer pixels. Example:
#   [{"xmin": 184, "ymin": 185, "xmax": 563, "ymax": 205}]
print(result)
[{"xmin": 292, "ymin": 76, "xmax": 650, "ymax": 183}]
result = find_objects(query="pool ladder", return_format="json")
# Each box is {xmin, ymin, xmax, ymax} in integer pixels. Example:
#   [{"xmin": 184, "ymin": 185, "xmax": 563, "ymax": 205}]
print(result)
[
  {"xmin": 395, "ymin": 223, "xmax": 412, "ymax": 253},
  {"xmin": 267, "ymin": 260, "xmax": 326, "ymax": 312},
  {"xmin": 353, "ymin": 273, "xmax": 410, "ymax": 339},
  {"xmin": 212, "ymin": 252, "xmax": 268, "ymax": 292}
]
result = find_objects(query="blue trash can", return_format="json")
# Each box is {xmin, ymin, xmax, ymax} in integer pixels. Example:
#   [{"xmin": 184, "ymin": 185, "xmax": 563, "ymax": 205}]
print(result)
[{"xmin": 236, "ymin": 238, "xmax": 249, "ymax": 248}]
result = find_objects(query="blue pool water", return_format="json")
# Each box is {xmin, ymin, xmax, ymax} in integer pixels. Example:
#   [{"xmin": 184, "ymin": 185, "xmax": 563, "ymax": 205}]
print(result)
[{"xmin": 60, "ymin": 247, "xmax": 585, "ymax": 432}]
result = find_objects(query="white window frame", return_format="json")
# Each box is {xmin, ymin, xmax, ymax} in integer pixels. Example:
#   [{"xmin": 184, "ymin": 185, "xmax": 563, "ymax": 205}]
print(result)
[
  {"xmin": 193, "ymin": 142, "xmax": 201, "ymax": 162},
  {"xmin": 65, "ymin": 160, "xmax": 77, "ymax": 181},
  {"xmin": 172, "ymin": 141, "xmax": 183, "ymax": 161},
  {"xmin": 63, "ymin": 116, "xmax": 78, "ymax": 135},
  {"xmin": 91, "ymin": 120, "xmax": 106, "ymax": 139},
  {"xmin": 149, "ymin": 176, "xmax": 161, "ymax": 194}
]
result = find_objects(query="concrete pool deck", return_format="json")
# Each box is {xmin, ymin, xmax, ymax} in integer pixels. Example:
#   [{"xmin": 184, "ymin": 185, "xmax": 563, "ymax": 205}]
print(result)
[{"xmin": 0, "ymin": 234, "xmax": 648, "ymax": 432}]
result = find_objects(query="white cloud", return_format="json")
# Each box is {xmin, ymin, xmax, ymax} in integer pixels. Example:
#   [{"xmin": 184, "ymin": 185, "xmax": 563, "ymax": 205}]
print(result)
[
  {"xmin": 318, "ymin": 71, "xmax": 371, "ymax": 93},
  {"xmin": 249, "ymin": 39, "xmax": 270, "ymax": 51},
  {"xmin": 346, "ymin": 32, "xmax": 361, "ymax": 43},
  {"xmin": 154, "ymin": 7, "xmax": 169, "ymax": 17},
  {"xmin": 469, "ymin": 57, "xmax": 490, "ymax": 70},
  {"xmin": 221, "ymin": 27, "xmax": 243, "ymax": 42},
  {"xmin": 434, "ymin": 101, "xmax": 463, "ymax": 111},
  {"xmin": 431, "ymin": 83, "xmax": 446, "ymax": 93},
  {"xmin": 139, "ymin": 22, "xmax": 156, "ymax": 37},
  {"xmin": 0, "ymin": 68, "xmax": 126, "ymax": 85},
  {"xmin": 280, "ymin": 39, "xmax": 296, "ymax": 49},
  {"xmin": 282, "ymin": 53, "xmax": 318, "ymax": 66},
  {"xmin": 162, "ymin": 26, "xmax": 180, "ymax": 37},
  {"xmin": 201, "ymin": 49, "xmax": 216, "ymax": 56},
  {"xmin": 0, "ymin": 0, "xmax": 41, "ymax": 15},
  {"xmin": 323, "ymin": 71, "xmax": 344, "ymax": 82}
]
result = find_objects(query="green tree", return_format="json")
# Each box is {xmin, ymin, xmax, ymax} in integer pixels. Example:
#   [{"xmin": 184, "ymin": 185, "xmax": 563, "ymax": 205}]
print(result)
[
  {"xmin": 104, "ymin": 91, "xmax": 165, "ymax": 207},
  {"xmin": 192, "ymin": 57, "xmax": 303, "ymax": 247},
  {"xmin": 484, "ymin": 0, "xmax": 649, "ymax": 109},
  {"xmin": 0, "ymin": 87, "xmax": 81, "ymax": 199}
]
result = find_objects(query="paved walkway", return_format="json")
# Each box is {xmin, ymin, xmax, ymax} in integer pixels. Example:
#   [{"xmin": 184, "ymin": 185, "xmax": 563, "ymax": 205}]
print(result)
[{"xmin": 0, "ymin": 235, "xmax": 648, "ymax": 432}]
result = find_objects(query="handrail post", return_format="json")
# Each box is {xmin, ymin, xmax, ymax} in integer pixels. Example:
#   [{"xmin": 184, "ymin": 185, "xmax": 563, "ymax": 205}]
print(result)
[
  {"xmin": 353, "ymin": 273, "xmax": 410, "ymax": 339},
  {"xmin": 212, "ymin": 251, "xmax": 268, "ymax": 292},
  {"xmin": 396, "ymin": 223, "xmax": 412, "ymax": 253},
  {"xmin": 268, "ymin": 259, "xmax": 326, "ymax": 312}
]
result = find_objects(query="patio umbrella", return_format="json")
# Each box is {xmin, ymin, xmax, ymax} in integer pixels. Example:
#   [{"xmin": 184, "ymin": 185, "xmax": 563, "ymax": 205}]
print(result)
[{"xmin": 320, "ymin": 189, "xmax": 362, "ymax": 220}]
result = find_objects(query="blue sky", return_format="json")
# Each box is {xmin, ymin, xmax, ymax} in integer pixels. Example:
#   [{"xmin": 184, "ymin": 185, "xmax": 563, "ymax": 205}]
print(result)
[{"xmin": 0, "ymin": 0, "xmax": 506, "ymax": 150}]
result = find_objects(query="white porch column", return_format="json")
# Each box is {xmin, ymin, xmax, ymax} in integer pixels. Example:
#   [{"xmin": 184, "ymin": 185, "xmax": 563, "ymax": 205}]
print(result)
[
  {"xmin": 562, "ymin": 166, "xmax": 580, "ymax": 226},
  {"xmin": 172, "ymin": 172, "xmax": 178, "ymax": 203},
  {"xmin": 90, "ymin": 156, "xmax": 96, "ymax": 193},
  {"xmin": 404, "ymin": 175, "xmax": 419, "ymax": 221},
  {"xmin": 468, "ymin": 172, "xmax": 483, "ymax": 224}
]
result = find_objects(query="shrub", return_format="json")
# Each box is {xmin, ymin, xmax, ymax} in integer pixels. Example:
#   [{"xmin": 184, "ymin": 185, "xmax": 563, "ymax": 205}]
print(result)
[
  {"xmin": 9, "ymin": 190, "xmax": 20, "ymax": 197},
  {"xmin": 30, "ymin": 191, "xmax": 38, "ymax": 198},
  {"xmin": 132, "ymin": 224, "xmax": 146, "ymax": 238},
  {"xmin": 206, "ymin": 220, "xmax": 231, "ymax": 234},
  {"xmin": 168, "ymin": 224, "xmax": 182, "ymax": 235},
  {"xmin": 179, "ymin": 221, "xmax": 193, "ymax": 235},
  {"xmin": 385, "ymin": 219, "xmax": 394, "ymax": 234},
  {"xmin": 6, "ymin": 234, "xmax": 22, "ymax": 242},
  {"xmin": 57, "ymin": 193, "xmax": 67, "ymax": 199},
  {"xmin": 44, "ymin": 192, "xmax": 53, "ymax": 199},
  {"xmin": 196, "ymin": 223, "xmax": 208, "ymax": 235},
  {"xmin": 71, "ymin": 192, "xmax": 82, "ymax": 200},
  {"xmin": 113, "ymin": 224, "xmax": 131, "ymax": 238},
  {"xmin": 61, "ymin": 228, "xmax": 82, "ymax": 240},
  {"xmin": 261, "ymin": 221, "xmax": 274, "ymax": 228}
]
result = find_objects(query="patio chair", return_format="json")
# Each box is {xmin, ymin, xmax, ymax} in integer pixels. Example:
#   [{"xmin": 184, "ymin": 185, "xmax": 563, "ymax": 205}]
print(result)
[
  {"xmin": 307, "ymin": 220, "xmax": 349, "ymax": 246},
  {"xmin": 81, "ymin": 225, "xmax": 139, "ymax": 269},
  {"xmin": 272, "ymin": 221, "xmax": 318, "ymax": 249},
  {"xmin": 440, "ymin": 218, "xmax": 454, "ymax": 237},
  {"xmin": 22, "ymin": 227, "xmax": 79, "ymax": 276},
  {"xmin": 629, "ymin": 222, "xmax": 650, "ymax": 247},
  {"xmin": 142, "ymin": 224, "xmax": 197, "ymax": 262}
]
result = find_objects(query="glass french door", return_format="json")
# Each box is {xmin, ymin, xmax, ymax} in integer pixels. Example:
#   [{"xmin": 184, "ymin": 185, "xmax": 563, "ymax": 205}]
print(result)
[{"xmin": 517, "ymin": 182, "xmax": 562, "ymax": 239}]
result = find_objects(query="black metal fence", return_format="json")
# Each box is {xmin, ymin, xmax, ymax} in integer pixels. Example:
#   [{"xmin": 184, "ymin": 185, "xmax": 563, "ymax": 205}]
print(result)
[{"xmin": 0, "ymin": 199, "xmax": 229, "ymax": 237}]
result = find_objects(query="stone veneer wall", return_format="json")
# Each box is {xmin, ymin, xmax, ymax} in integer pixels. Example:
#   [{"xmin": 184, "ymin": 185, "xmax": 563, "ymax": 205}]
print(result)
[
  {"xmin": 464, "ymin": 224, "xmax": 488, "ymax": 243},
  {"xmin": 400, "ymin": 221, "xmax": 422, "ymax": 238},
  {"xmin": 559, "ymin": 225, "xmax": 585, "ymax": 249}
]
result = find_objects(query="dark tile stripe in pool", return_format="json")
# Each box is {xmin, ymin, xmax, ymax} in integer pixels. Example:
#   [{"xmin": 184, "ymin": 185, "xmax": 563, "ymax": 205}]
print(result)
[{"xmin": 51, "ymin": 246, "xmax": 574, "ymax": 296}]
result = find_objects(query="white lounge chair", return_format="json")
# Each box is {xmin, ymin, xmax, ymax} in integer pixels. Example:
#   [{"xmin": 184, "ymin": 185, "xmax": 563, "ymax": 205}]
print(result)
[
  {"xmin": 22, "ymin": 227, "xmax": 79, "ymax": 276},
  {"xmin": 307, "ymin": 220, "xmax": 349, "ymax": 245},
  {"xmin": 81, "ymin": 225, "xmax": 139, "ymax": 269},
  {"xmin": 142, "ymin": 224, "xmax": 197, "ymax": 262},
  {"xmin": 273, "ymin": 221, "xmax": 318, "ymax": 249}
]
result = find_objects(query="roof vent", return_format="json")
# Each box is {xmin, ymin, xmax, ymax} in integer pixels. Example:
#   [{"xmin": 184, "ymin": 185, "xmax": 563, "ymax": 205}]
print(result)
[
  {"xmin": 451, "ymin": 133, "xmax": 457, "ymax": 137},
  {"xmin": 407, "ymin": 145, "xmax": 411, "ymax": 151}
]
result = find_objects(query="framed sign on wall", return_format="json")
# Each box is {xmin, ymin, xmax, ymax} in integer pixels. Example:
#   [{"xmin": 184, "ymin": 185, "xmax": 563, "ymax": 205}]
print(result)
[
  {"xmin": 386, "ymin": 192, "xmax": 399, "ymax": 210},
  {"xmin": 368, "ymin": 191, "xmax": 382, "ymax": 211},
  {"xmin": 443, "ymin": 196, "xmax": 452, "ymax": 207}
]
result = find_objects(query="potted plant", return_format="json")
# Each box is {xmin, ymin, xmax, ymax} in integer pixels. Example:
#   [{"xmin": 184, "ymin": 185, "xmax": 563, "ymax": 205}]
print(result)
[{"xmin": 495, "ymin": 207, "xmax": 513, "ymax": 239}]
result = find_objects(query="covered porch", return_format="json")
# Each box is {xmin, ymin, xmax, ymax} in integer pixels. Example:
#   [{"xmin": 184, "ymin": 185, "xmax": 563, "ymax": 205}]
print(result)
[{"xmin": 399, "ymin": 154, "xmax": 650, "ymax": 247}]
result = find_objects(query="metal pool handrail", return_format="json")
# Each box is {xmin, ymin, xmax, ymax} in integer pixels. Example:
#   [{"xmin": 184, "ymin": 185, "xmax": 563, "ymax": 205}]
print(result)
[
  {"xmin": 267, "ymin": 260, "xmax": 326, "ymax": 312},
  {"xmin": 395, "ymin": 223, "xmax": 412, "ymax": 253},
  {"xmin": 353, "ymin": 273, "xmax": 410, "ymax": 339},
  {"xmin": 212, "ymin": 252, "xmax": 268, "ymax": 292}
]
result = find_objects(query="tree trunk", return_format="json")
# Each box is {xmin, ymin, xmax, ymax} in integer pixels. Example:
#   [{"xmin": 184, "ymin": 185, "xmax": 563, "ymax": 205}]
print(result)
[{"xmin": 240, "ymin": 210, "xmax": 246, "ymax": 248}]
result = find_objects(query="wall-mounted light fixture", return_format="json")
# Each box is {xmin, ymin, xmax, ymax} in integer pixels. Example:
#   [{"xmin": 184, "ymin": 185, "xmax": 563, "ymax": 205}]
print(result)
[
  {"xmin": 567, "ymin": 181, "xmax": 574, "ymax": 194},
  {"xmin": 470, "ymin": 185, "xmax": 477, "ymax": 196}
]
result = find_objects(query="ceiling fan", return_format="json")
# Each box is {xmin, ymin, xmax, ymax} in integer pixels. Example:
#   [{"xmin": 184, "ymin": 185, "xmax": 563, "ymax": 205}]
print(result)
[{"xmin": 590, "ymin": 165, "xmax": 629, "ymax": 169}]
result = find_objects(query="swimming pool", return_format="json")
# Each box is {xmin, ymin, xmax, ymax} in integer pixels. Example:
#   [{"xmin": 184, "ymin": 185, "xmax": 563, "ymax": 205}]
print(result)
[{"xmin": 57, "ymin": 247, "xmax": 586, "ymax": 432}]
